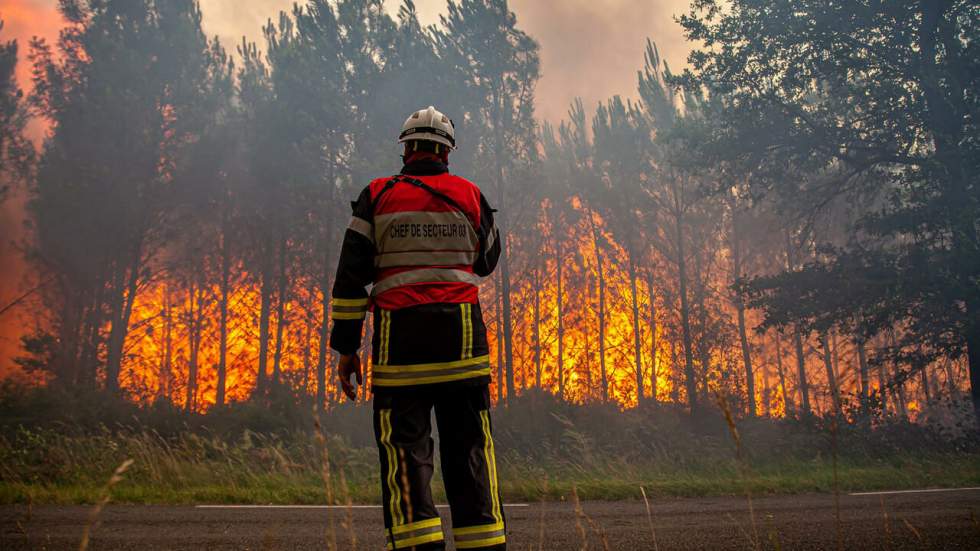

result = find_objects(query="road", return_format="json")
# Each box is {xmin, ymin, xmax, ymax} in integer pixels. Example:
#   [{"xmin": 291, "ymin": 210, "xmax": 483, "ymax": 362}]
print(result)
[{"xmin": 2, "ymin": 489, "xmax": 979, "ymax": 550}]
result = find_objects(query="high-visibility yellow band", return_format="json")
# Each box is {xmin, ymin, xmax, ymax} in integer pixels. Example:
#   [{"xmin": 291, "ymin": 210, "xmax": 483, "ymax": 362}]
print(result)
[
  {"xmin": 391, "ymin": 517, "xmax": 441, "ymax": 535},
  {"xmin": 455, "ymin": 535, "xmax": 506, "ymax": 549},
  {"xmin": 372, "ymin": 367, "xmax": 492, "ymax": 387},
  {"xmin": 380, "ymin": 310, "xmax": 391, "ymax": 365},
  {"xmin": 331, "ymin": 311, "xmax": 366, "ymax": 320},
  {"xmin": 379, "ymin": 410, "xmax": 403, "ymax": 526},
  {"xmin": 387, "ymin": 531, "xmax": 444, "ymax": 550},
  {"xmin": 332, "ymin": 297, "xmax": 369, "ymax": 307},
  {"xmin": 461, "ymin": 303, "xmax": 473, "ymax": 360},
  {"xmin": 374, "ymin": 355, "xmax": 491, "ymax": 374},
  {"xmin": 481, "ymin": 410, "xmax": 502, "ymax": 524},
  {"xmin": 453, "ymin": 521, "xmax": 504, "ymax": 536}
]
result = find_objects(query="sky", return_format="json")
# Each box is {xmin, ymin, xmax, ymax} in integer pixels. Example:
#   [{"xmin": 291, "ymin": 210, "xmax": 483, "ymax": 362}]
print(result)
[{"xmin": 3, "ymin": 0, "xmax": 692, "ymax": 126}]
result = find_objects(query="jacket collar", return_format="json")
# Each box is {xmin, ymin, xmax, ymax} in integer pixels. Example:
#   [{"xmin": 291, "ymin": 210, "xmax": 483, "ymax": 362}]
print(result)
[{"xmin": 401, "ymin": 159, "xmax": 448, "ymax": 176}]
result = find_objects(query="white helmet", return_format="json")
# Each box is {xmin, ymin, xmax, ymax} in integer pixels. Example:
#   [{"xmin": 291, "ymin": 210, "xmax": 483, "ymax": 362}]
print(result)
[{"xmin": 399, "ymin": 106, "xmax": 456, "ymax": 149}]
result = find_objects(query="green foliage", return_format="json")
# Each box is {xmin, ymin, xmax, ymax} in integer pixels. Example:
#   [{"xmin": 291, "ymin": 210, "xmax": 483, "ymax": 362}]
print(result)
[
  {"xmin": 0, "ymin": 18, "xmax": 33, "ymax": 201},
  {"xmin": 679, "ymin": 0, "xmax": 980, "ymax": 418},
  {"xmin": 1, "ymin": 385, "xmax": 978, "ymax": 504}
]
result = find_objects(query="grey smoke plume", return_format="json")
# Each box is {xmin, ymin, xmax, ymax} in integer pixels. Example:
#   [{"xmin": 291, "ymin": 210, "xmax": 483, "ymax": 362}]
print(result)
[{"xmin": 199, "ymin": 0, "xmax": 691, "ymax": 124}]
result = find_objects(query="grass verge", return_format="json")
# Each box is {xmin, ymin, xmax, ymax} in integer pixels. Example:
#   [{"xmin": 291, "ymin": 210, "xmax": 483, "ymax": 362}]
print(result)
[{"xmin": 2, "ymin": 427, "xmax": 978, "ymax": 505}]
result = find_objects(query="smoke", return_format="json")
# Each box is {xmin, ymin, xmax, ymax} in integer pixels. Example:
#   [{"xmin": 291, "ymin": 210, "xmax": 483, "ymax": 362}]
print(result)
[
  {"xmin": 504, "ymin": 0, "xmax": 691, "ymax": 123},
  {"xmin": 1, "ymin": 1, "xmax": 62, "ymax": 376},
  {"xmin": 197, "ymin": 0, "xmax": 692, "ymax": 124},
  {"xmin": 5, "ymin": 1, "xmax": 693, "ymax": 126}
]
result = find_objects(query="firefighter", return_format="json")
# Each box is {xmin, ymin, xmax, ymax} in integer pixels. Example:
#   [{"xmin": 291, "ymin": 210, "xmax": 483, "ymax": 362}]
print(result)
[{"xmin": 329, "ymin": 106, "xmax": 504, "ymax": 550}]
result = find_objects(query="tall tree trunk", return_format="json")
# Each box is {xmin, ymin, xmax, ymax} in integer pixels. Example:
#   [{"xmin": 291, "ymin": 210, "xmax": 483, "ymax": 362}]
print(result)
[
  {"xmin": 585, "ymin": 272, "xmax": 594, "ymax": 397},
  {"xmin": 694, "ymin": 252, "xmax": 711, "ymax": 405},
  {"xmin": 500, "ymin": 240, "xmax": 515, "ymax": 400},
  {"xmin": 555, "ymin": 228, "xmax": 565, "ymax": 400},
  {"xmin": 675, "ymin": 209, "xmax": 697, "ymax": 413},
  {"xmin": 888, "ymin": 331, "xmax": 908, "ymax": 418},
  {"xmin": 831, "ymin": 331, "xmax": 841, "ymax": 385},
  {"xmin": 186, "ymin": 279, "xmax": 201, "ymax": 413},
  {"xmin": 589, "ymin": 213, "xmax": 608, "ymax": 402},
  {"xmin": 795, "ymin": 329, "xmax": 811, "ymax": 416},
  {"xmin": 56, "ymin": 292, "xmax": 82, "ymax": 386},
  {"xmin": 303, "ymin": 322, "xmax": 312, "ymax": 394},
  {"xmin": 105, "ymin": 242, "xmax": 142, "ymax": 393},
  {"xmin": 669, "ymin": 341, "xmax": 679, "ymax": 402},
  {"xmin": 920, "ymin": 360, "xmax": 932, "ymax": 406},
  {"xmin": 774, "ymin": 331, "xmax": 793, "ymax": 415},
  {"xmin": 877, "ymin": 342, "xmax": 890, "ymax": 415},
  {"xmin": 160, "ymin": 285, "xmax": 172, "ymax": 403},
  {"xmin": 491, "ymin": 94, "xmax": 515, "ymax": 403},
  {"xmin": 894, "ymin": 359, "xmax": 908, "ymax": 418},
  {"xmin": 628, "ymin": 254, "xmax": 644, "ymax": 403},
  {"xmin": 316, "ymin": 245, "xmax": 331, "ymax": 413},
  {"xmin": 648, "ymin": 271, "xmax": 658, "ymax": 404},
  {"xmin": 533, "ymin": 264, "xmax": 542, "ymax": 388},
  {"xmin": 496, "ymin": 273, "xmax": 505, "ymax": 403},
  {"xmin": 216, "ymin": 231, "xmax": 230, "ymax": 408},
  {"xmin": 735, "ymin": 301, "xmax": 754, "ymax": 416},
  {"xmin": 256, "ymin": 255, "xmax": 273, "ymax": 396},
  {"xmin": 941, "ymin": 357, "xmax": 959, "ymax": 401},
  {"xmin": 821, "ymin": 332, "xmax": 842, "ymax": 417},
  {"xmin": 761, "ymin": 352, "xmax": 771, "ymax": 417},
  {"xmin": 784, "ymin": 232, "xmax": 810, "ymax": 416},
  {"xmin": 856, "ymin": 337, "xmax": 870, "ymax": 415},
  {"xmin": 162, "ymin": 289, "xmax": 174, "ymax": 403},
  {"xmin": 731, "ymin": 208, "xmax": 755, "ymax": 416},
  {"xmin": 78, "ymin": 281, "xmax": 105, "ymax": 387},
  {"xmin": 271, "ymin": 238, "xmax": 289, "ymax": 386}
]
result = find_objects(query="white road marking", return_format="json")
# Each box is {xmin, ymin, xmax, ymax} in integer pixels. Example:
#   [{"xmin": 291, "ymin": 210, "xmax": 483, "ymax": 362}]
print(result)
[
  {"xmin": 195, "ymin": 504, "xmax": 530, "ymax": 509},
  {"xmin": 849, "ymin": 487, "xmax": 980, "ymax": 496}
]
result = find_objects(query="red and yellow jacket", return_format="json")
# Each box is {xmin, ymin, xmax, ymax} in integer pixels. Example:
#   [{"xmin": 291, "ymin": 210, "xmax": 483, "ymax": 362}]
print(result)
[{"xmin": 329, "ymin": 158, "xmax": 500, "ymax": 390}]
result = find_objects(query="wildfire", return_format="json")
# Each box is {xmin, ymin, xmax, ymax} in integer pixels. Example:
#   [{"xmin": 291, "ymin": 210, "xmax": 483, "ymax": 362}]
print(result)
[
  {"xmin": 103, "ymin": 190, "xmax": 957, "ymax": 418},
  {"xmin": 112, "ymin": 197, "xmax": 777, "ymax": 413}
]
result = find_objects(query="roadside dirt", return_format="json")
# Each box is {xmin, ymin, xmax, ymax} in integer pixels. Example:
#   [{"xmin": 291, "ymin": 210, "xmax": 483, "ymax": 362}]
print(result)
[{"xmin": 2, "ymin": 490, "xmax": 979, "ymax": 549}]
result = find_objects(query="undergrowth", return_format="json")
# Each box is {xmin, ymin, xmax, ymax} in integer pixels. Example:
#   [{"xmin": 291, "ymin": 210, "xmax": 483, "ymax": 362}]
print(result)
[{"xmin": 1, "ymin": 383, "xmax": 977, "ymax": 505}]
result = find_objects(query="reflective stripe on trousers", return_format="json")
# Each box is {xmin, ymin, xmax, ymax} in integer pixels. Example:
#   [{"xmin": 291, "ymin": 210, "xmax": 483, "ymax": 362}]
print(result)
[{"xmin": 371, "ymin": 268, "xmax": 481, "ymax": 296}]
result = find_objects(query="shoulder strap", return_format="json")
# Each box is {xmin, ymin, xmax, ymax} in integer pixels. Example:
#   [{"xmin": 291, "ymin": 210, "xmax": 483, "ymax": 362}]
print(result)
[{"xmin": 371, "ymin": 175, "xmax": 471, "ymax": 217}]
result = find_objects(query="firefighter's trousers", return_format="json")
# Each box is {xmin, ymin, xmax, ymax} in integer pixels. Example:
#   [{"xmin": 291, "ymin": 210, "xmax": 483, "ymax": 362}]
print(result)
[{"xmin": 373, "ymin": 384, "xmax": 505, "ymax": 550}]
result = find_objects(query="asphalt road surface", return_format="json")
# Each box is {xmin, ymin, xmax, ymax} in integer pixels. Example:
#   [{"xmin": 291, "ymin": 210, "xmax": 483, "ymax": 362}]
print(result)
[{"xmin": 3, "ymin": 489, "xmax": 979, "ymax": 550}]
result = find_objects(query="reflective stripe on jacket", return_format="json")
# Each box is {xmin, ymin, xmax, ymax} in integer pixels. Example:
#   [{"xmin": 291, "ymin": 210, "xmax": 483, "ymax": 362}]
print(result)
[{"xmin": 328, "ymin": 159, "xmax": 500, "ymax": 390}]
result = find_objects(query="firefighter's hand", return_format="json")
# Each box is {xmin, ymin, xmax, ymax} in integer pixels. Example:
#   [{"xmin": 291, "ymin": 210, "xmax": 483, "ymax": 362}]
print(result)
[{"xmin": 338, "ymin": 353, "xmax": 362, "ymax": 401}]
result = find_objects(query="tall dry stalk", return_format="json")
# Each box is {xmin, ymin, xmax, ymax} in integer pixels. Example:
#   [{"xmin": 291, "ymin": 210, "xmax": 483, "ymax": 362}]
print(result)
[
  {"xmin": 571, "ymin": 485, "xmax": 588, "ymax": 550},
  {"xmin": 764, "ymin": 513, "xmax": 782, "ymax": 551},
  {"xmin": 312, "ymin": 410, "xmax": 337, "ymax": 551},
  {"xmin": 830, "ymin": 415, "xmax": 842, "ymax": 551},
  {"xmin": 713, "ymin": 390, "xmax": 760, "ymax": 551},
  {"xmin": 338, "ymin": 466, "xmax": 357, "ymax": 549},
  {"xmin": 639, "ymin": 486, "xmax": 659, "ymax": 551},
  {"xmin": 901, "ymin": 518, "xmax": 923, "ymax": 543},
  {"xmin": 79, "ymin": 458, "xmax": 134, "ymax": 551},
  {"xmin": 571, "ymin": 484, "xmax": 610, "ymax": 551}
]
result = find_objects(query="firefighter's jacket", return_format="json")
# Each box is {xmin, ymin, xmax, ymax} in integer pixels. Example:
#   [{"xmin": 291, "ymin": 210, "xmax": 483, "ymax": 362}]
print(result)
[{"xmin": 329, "ymin": 159, "xmax": 501, "ymax": 390}]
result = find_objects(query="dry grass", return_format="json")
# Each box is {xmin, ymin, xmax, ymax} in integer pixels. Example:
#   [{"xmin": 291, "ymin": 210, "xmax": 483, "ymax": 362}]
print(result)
[
  {"xmin": 78, "ymin": 458, "xmax": 133, "ymax": 551},
  {"xmin": 713, "ymin": 389, "xmax": 760, "ymax": 551},
  {"xmin": 2, "ymin": 412, "xmax": 980, "ymax": 507},
  {"xmin": 640, "ymin": 486, "xmax": 659, "ymax": 551}
]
